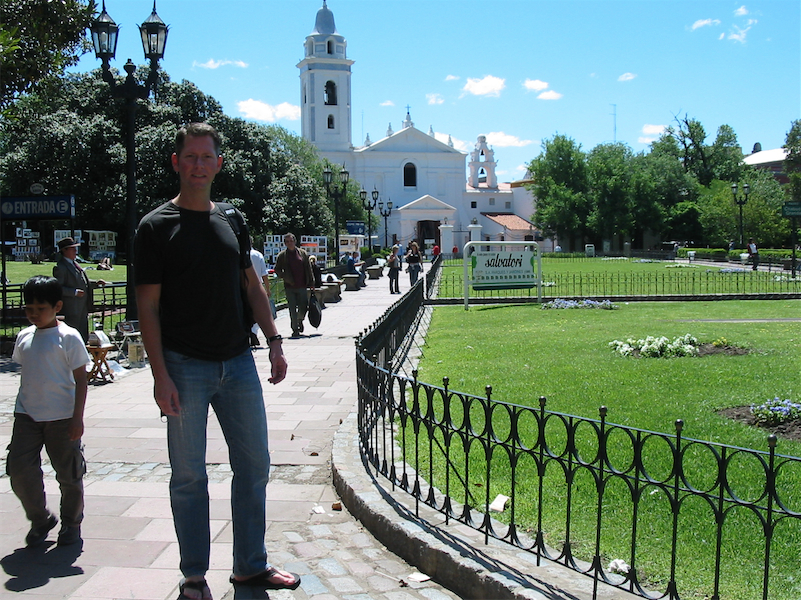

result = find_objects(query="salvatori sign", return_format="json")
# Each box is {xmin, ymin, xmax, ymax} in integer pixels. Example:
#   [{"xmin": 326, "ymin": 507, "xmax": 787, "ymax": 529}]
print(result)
[
  {"xmin": 1, "ymin": 195, "xmax": 75, "ymax": 220},
  {"xmin": 471, "ymin": 250, "xmax": 537, "ymax": 289}
]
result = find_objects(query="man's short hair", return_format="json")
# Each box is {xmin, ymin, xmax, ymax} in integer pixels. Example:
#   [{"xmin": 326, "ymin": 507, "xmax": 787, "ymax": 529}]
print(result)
[
  {"xmin": 23, "ymin": 275, "xmax": 62, "ymax": 307},
  {"xmin": 283, "ymin": 233, "xmax": 296, "ymax": 243},
  {"xmin": 175, "ymin": 122, "xmax": 221, "ymax": 156}
]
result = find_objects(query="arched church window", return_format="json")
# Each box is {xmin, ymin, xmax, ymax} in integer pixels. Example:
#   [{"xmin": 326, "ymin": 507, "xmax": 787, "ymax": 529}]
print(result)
[
  {"xmin": 480, "ymin": 150, "xmax": 486, "ymax": 162},
  {"xmin": 479, "ymin": 168, "xmax": 487, "ymax": 184},
  {"xmin": 324, "ymin": 81, "xmax": 337, "ymax": 106},
  {"xmin": 327, "ymin": 115, "xmax": 335, "ymax": 129},
  {"xmin": 403, "ymin": 163, "xmax": 417, "ymax": 187},
  {"xmin": 327, "ymin": 40, "xmax": 334, "ymax": 54}
]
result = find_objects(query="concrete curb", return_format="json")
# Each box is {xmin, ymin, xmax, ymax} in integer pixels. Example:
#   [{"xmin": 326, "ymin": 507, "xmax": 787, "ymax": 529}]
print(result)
[{"xmin": 332, "ymin": 412, "xmax": 635, "ymax": 600}]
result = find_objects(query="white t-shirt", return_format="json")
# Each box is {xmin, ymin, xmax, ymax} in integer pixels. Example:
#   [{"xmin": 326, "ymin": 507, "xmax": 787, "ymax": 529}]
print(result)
[
  {"xmin": 250, "ymin": 248, "xmax": 268, "ymax": 278},
  {"xmin": 13, "ymin": 322, "xmax": 90, "ymax": 421}
]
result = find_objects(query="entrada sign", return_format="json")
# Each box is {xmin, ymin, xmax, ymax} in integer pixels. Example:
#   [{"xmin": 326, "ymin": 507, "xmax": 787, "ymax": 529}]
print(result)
[{"xmin": 1, "ymin": 195, "xmax": 75, "ymax": 220}]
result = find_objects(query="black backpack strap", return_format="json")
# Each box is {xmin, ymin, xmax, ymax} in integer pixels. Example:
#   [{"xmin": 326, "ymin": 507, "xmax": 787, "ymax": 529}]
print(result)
[{"xmin": 217, "ymin": 202, "xmax": 250, "ymax": 269}]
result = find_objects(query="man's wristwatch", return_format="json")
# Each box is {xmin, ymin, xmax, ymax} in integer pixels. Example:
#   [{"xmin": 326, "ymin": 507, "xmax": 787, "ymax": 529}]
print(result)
[{"xmin": 266, "ymin": 334, "xmax": 283, "ymax": 344}]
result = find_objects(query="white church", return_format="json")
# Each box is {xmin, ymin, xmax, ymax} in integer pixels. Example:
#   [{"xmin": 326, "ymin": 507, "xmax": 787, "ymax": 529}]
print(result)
[{"xmin": 297, "ymin": 1, "xmax": 545, "ymax": 255}]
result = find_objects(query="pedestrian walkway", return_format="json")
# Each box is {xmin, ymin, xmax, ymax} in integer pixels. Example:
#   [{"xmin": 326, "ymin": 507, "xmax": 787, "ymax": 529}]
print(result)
[{"xmin": 0, "ymin": 266, "xmax": 633, "ymax": 600}]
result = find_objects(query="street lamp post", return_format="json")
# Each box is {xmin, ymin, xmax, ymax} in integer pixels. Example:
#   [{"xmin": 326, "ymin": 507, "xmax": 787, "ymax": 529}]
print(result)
[
  {"xmin": 731, "ymin": 182, "xmax": 750, "ymax": 248},
  {"xmin": 323, "ymin": 165, "xmax": 349, "ymax": 265},
  {"xmin": 378, "ymin": 200, "xmax": 393, "ymax": 249},
  {"xmin": 90, "ymin": 0, "xmax": 168, "ymax": 320},
  {"xmin": 360, "ymin": 187, "xmax": 379, "ymax": 254}
]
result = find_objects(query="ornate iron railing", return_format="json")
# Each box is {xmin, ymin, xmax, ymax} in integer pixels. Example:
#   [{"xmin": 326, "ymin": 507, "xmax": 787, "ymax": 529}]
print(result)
[{"xmin": 354, "ymin": 258, "xmax": 801, "ymax": 600}]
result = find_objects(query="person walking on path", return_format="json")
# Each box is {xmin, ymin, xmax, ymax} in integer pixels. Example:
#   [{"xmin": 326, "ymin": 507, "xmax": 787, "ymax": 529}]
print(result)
[
  {"xmin": 274, "ymin": 233, "xmax": 315, "ymax": 338},
  {"xmin": 748, "ymin": 238, "xmax": 759, "ymax": 271},
  {"xmin": 387, "ymin": 244, "xmax": 401, "ymax": 294},
  {"xmin": 405, "ymin": 241, "xmax": 423, "ymax": 286},
  {"xmin": 135, "ymin": 122, "xmax": 298, "ymax": 600},
  {"xmin": 53, "ymin": 237, "xmax": 106, "ymax": 341},
  {"xmin": 6, "ymin": 275, "xmax": 90, "ymax": 549},
  {"xmin": 249, "ymin": 242, "xmax": 273, "ymax": 346}
]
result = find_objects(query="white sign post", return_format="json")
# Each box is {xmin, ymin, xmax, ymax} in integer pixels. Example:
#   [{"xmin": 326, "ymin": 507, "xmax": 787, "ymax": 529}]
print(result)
[{"xmin": 462, "ymin": 241, "xmax": 541, "ymax": 310}]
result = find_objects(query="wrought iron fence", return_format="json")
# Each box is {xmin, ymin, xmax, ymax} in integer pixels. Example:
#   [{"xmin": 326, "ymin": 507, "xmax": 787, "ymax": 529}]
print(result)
[
  {"xmin": 432, "ymin": 260, "xmax": 801, "ymax": 301},
  {"xmin": 354, "ymin": 257, "xmax": 801, "ymax": 599}
]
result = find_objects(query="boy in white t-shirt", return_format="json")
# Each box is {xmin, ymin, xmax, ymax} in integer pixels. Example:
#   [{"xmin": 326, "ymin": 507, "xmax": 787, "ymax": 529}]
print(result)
[{"xmin": 7, "ymin": 275, "xmax": 90, "ymax": 547}]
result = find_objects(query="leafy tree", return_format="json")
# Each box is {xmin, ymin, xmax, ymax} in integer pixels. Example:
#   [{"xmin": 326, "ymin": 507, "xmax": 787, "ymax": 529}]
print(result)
[
  {"xmin": 784, "ymin": 119, "xmax": 801, "ymax": 204},
  {"xmin": 527, "ymin": 134, "xmax": 590, "ymax": 250},
  {"xmin": 586, "ymin": 143, "xmax": 634, "ymax": 248},
  {"xmin": 0, "ymin": 0, "xmax": 96, "ymax": 115},
  {"xmin": 0, "ymin": 68, "xmax": 331, "ymax": 254},
  {"xmin": 662, "ymin": 116, "xmax": 744, "ymax": 186}
]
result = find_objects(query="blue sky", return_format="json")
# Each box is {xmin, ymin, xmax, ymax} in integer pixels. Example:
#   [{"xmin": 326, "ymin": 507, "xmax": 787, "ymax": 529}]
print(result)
[{"xmin": 72, "ymin": 0, "xmax": 800, "ymax": 182}]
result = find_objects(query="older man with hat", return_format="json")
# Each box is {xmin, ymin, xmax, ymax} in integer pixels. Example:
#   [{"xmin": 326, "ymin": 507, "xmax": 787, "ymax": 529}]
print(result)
[{"xmin": 53, "ymin": 237, "xmax": 106, "ymax": 341}]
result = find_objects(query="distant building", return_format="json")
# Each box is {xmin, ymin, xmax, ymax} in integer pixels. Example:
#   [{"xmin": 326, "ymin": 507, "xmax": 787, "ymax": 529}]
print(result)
[
  {"xmin": 743, "ymin": 146, "xmax": 789, "ymax": 185},
  {"xmin": 297, "ymin": 1, "xmax": 542, "ymax": 254}
]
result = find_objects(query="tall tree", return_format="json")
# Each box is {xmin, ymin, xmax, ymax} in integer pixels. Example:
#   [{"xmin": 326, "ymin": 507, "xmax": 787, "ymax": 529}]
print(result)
[
  {"xmin": 586, "ymin": 143, "xmax": 634, "ymax": 247},
  {"xmin": 0, "ymin": 68, "xmax": 330, "ymax": 250},
  {"xmin": 527, "ymin": 134, "xmax": 590, "ymax": 250},
  {"xmin": 783, "ymin": 119, "xmax": 801, "ymax": 204},
  {"xmin": 0, "ymin": 0, "xmax": 96, "ymax": 115}
]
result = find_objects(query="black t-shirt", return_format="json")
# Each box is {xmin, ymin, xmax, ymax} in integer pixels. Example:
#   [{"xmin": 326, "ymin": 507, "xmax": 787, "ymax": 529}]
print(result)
[{"xmin": 134, "ymin": 201, "xmax": 252, "ymax": 361}]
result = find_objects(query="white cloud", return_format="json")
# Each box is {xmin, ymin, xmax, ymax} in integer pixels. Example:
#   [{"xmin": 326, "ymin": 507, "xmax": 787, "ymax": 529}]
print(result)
[
  {"xmin": 462, "ymin": 75, "xmax": 506, "ymax": 97},
  {"xmin": 728, "ymin": 23, "xmax": 754, "ymax": 43},
  {"xmin": 380, "ymin": 100, "xmax": 395, "ymax": 107},
  {"xmin": 523, "ymin": 79, "xmax": 549, "ymax": 92},
  {"xmin": 445, "ymin": 74, "xmax": 459, "ymax": 82},
  {"xmin": 193, "ymin": 59, "xmax": 248, "ymax": 69},
  {"xmin": 691, "ymin": 18, "xmax": 721, "ymax": 30},
  {"xmin": 433, "ymin": 132, "xmax": 468, "ymax": 151},
  {"xmin": 426, "ymin": 93, "xmax": 444, "ymax": 105},
  {"xmin": 642, "ymin": 124, "xmax": 666, "ymax": 136},
  {"xmin": 237, "ymin": 99, "xmax": 300, "ymax": 122},
  {"xmin": 719, "ymin": 32, "xmax": 725, "ymax": 40},
  {"xmin": 638, "ymin": 137, "xmax": 658, "ymax": 144},
  {"xmin": 618, "ymin": 72, "xmax": 637, "ymax": 82},
  {"xmin": 537, "ymin": 90, "xmax": 563, "ymax": 100},
  {"xmin": 734, "ymin": 5, "xmax": 748, "ymax": 16},
  {"xmin": 484, "ymin": 131, "xmax": 533, "ymax": 148}
]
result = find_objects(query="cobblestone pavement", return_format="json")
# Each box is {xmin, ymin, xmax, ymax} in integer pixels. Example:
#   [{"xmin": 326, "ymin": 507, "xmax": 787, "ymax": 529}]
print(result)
[{"xmin": 0, "ymin": 272, "xmax": 462, "ymax": 600}]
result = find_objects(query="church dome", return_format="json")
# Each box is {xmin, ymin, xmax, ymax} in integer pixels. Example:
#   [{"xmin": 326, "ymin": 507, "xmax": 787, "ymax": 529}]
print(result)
[{"xmin": 312, "ymin": 1, "xmax": 338, "ymax": 35}]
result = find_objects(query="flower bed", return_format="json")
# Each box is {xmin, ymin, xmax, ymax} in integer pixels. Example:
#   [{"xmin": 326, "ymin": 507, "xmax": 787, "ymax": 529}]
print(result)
[{"xmin": 541, "ymin": 298, "xmax": 617, "ymax": 310}]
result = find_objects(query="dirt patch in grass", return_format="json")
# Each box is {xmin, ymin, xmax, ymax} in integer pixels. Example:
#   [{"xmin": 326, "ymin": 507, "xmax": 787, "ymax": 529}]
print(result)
[
  {"xmin": 697, "ymin": 343, "xmax": 750, "ymax": 356},
  {"xmin": 717, "ymin": 405, "xmax": 801, "ymax": 442}
]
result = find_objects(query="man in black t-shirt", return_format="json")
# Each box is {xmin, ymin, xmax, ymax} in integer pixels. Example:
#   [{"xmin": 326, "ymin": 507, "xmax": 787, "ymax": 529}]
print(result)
[{"xmin": 134, "ymin": 123, "xmax": 300, "ymax": 599}]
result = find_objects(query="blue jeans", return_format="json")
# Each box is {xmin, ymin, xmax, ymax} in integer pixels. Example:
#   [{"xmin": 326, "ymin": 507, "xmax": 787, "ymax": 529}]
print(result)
[{"xmin": 164, "ymin": 349, "xmax": 271, "ymax": 578}]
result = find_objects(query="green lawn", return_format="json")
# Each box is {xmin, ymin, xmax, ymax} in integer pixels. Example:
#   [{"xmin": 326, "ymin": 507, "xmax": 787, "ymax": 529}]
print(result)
[
  {"xmin": 413, "ymin": 300, "xmax": 801, "ymax": 600},
  {"xmin": 2, "ymin": 260, "xmax": 128, "ymax": 285}
]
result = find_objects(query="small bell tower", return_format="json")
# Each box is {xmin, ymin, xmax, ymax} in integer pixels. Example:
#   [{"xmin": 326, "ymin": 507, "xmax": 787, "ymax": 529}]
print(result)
[{"xmin": 468, "ymin": 135, "xmax": 498, "ymax": 188}]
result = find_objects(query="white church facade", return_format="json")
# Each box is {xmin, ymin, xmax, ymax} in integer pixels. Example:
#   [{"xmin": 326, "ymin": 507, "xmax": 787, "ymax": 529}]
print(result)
[{"xmin": 298, "ymin": 1, "xmax": 544, "ymax": 254}]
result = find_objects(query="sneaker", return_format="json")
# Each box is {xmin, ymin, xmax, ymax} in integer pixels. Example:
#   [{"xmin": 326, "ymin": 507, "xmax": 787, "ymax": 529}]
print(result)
[
  {"xmin": 26, "ymin": 514, "xmax": 58, "ymax": 547},
  {"xmin": 56, "ymin": 525, "xmax": 82, "ymax": 546}
]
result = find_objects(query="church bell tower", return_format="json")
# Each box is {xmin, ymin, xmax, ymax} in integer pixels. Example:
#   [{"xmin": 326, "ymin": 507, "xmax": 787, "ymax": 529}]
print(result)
[{"xmin": 297, "ymin": 1, "xmax": 353, "ymax": 154}]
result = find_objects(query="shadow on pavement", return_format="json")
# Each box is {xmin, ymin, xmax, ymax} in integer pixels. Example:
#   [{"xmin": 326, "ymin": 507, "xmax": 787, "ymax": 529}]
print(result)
[{"xmin": 1, "ymin": 540, "xmax": 84, "ymax": 592}]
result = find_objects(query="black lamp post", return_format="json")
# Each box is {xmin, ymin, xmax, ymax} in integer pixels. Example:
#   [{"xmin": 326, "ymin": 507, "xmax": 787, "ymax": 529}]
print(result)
[
  {"xmin": 731, "ymin": 182, "xmax": 750, "ymax": 248},
  {"xmin": 90, "ymin": 0, "xmax": 168, "ymax": 320},
  {"xmin": 323, "ymin": 164, "xmax": 349, "ymax": 264},
  {"xmin": 360, "ymin": 187, "xmax": 379, "ymax": 254},
  {"xmin": 378, "ymin": 200, "xmax": 393, "ymax": 249}
]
